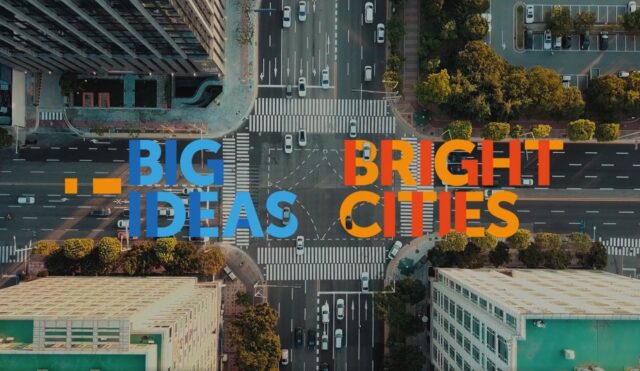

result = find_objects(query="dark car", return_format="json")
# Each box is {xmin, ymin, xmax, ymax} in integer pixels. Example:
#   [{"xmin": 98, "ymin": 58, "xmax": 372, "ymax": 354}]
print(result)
[
  {"xmin": 294, "ymin": 327, "xmax": 304, "ymax": 348},
  {"xmin": 320, "ymin": 362, "xmax": 330, "ymax": 371},
  {"xmin": 561, "ymin": 35, "xmax": 572, "ymax": 49},
  {"xmin": 307, "ymin": 329, "xmax": 316, "ymax": 349},
  {"xmin": 580, "ymin": 33, "xmax": 590, "ymax": 50},
  {"xmin": 122, "ymin": 209, "xmax": 130, "ymax": 218},
  {"xmin": 524, "ymin": 30, "xmax": 533, "ymax": 49},
  {"xmin": 90, "ymin": 208, "xmax": 111, "ymax": 217},
  {"xmin": 345, "ymin": 215, "xmax": 353, "ymax": 230},
  {"xmin": 599, "ymin": 31, "xmax": 608, "ymax": 50}
]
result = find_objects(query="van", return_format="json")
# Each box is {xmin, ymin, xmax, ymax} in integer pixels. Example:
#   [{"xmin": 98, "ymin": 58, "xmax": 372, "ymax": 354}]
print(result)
[
  {"xmin": 281, "ymin": 349, "xmax": 289, "ymax": 365},
  {"xmin": 364, "ymin": 66, "xmax": 372, "ymax": 82}
]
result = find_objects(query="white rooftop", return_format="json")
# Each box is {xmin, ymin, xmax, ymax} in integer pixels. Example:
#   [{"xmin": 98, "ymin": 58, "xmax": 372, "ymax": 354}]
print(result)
[{"xmin": 437, "ymin": 269, "xmax": 640, "ymax": 316}]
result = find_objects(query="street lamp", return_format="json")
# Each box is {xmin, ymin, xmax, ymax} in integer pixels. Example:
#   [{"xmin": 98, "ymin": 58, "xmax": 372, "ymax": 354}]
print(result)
[{"xmin": 519, "ymin": 132, "xmax": 535, "ymax": 161}]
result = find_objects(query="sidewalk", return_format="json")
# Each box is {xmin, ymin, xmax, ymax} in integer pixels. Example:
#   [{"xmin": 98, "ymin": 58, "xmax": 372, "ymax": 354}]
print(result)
[
  {"xmin": 218, "ymin": 242, "xmax": 265, "ymax": 297},
  {"xmin": 385, "ymin": 235, "xmax": 437, "ymax": 285}
]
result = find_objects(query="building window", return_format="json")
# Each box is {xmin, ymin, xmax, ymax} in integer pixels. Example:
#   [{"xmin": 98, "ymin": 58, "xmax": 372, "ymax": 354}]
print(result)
[
  {"xmin": 456, "ymin": 305, "xmax": 463, "ymax": 324},
  {"xmin": 472, "ymin": 345, "xmax": 480, "ymax": 362},
  {"xmin": 449, "ymin": 346, "xmax": 455, "ymax": 360},
  {"xmin": 456, "ymin": 330, "xmax": 463, "ymax": 346},
  {"xmin": 456, "ymin": 354, "xmax": 463, "ymax": 367},
  {"xmin": 443, "ymin": 296, "xmax": 449, "ymax": 311},
  {"xmin": 506, "ymin": 314, "xmax": 516, "ymax": 328},
  {"xmin": 479, "ymin": 298, "xmax": 487, "ymax": 310},
  {"xmin": 464, "ymin": 338, "xmax": 471, "ymax": 354},
  {"xmin": 444, "ymin": 318, "xmax": 449, "ymax": 331},
  {"xmin": 433, "ymin": 289, "xmax": 439, "ymax": 305},
  {"xmin": 449, "ymin": 300, "xmax": 456, "ymax": 318},
  {"xmin": 498, "ymin": 336, "xmax": 509, "ymax": 363},
  {"xmin": 463, "ymin": 288, "xmax": 469, "ymax": 298},
  {"xmin": 455, "ymin": 283, "xmax": 461, "ymax": 293},
  {"xmin": 449, "ymin": 323, "xmax": 455, "ymax": 338},
  {"xmin": 464, "ymin": 311, "xmax": 471, "ymax": 331},
  {"xmin": 486, "ymin": 328, "xmax": 496, "ymax": 352},
  {"xmin": 487, "ymin": 360, "xmax": 496, "ymax": 371},
  {"xmin": 494, "ymin": 306, "xmax": 504, "ymax": 321},
  {"xmin": 443, "ymin": 339, "xmax": 449, "ymax": 352},
  {"xmin": 472, "ymin": 318, "xmax": 480, "ymax": 339},
  {"xmin": 470, "ymin": 292, "xmax": 478, "ymax": 303}
]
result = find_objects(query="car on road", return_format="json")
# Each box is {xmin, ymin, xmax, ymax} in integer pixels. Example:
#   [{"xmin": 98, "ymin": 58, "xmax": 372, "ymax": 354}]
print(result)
[
  {"xmin": 322, "ymin": 301, "xmax": 330, "ymax": 323},
  {"xmin": 580, "ymin": 33, "xmax": 590, "ymax": 50},
  {"xmin": 307, "ymin": 329, "xmax": 317, "ymax": 349},
  {"xmin": 376, "ymin": 23, "xmax": 385, "ymax": 43},
  {"xmin": 294, "ymin": 327, "xmax": 304, "ymax": 347},
  {"xmin": 543, "ymin": 29, "xmax": 552, "ymax": 50},
  {"xmin": 524, "ymin": 30, "xmax": 533, "ymax": 49},
  {"xmin": 117, "ymin": 219, "xmax": 129, "ymax": 229},
  {"xmin": 349, "ymin": 119, "xmax": 357, "ymax": 138},
  {"xmin": 321, "ymin": 333, "xmax": 329, "ymax": 350},
  {"xmin": 561, "ymin": 35, "xmax": 572, "ymax": 49},
  {"xmin": 336, "ymin": 299, "xmax": 345, "ymax": 320},
  {"xmin": 484, "ymin": 188, "xmax": 498, "ymax": 198},
  {"xmin": 365, "ymin": 2, "xmax": 374, "ymax": 24},
  {"xmin": 282, "ymin": 6, "xmax": 291, "ymax": 28},
  {"xmin": 334, "ymin": 329, "xmax": 343, "ymax": 349},
  {"xmin": 282, "ymin": 206, "xmax": 291, "ymax": 225},
  {"xmin": 321, "ymin": 68, "xmax": 329, "ymax": 89},
  {"xmin": 387, "ymin": 240, "xmax": 403, "ymax": 260},
  {"xmin": 296, "ymin": 235, "xmax": 304, "ymax": 255},
  {"xmin": 298, "ymin": 1, "xmax": 307, "ymax": 21},
  {"xmin": 630, "ymin": 1, "xmax": 637, "ymax": 12},
  {"xmin": 525, "ymin": 5, "xmax": 534, "ymax": 23},
  {"xmin": 599, "ymin": 31, "xmax": 609, "ymax": 50},
  {"xmin": 122, "ymin": 209, "xmax": 130, "ymax": 218},
  {"xmin": 298, "ymin": 77, "xmax": 306, "ymax": 97},
  {"xmin": 562, "ymin": 75, "xmax": 571, "ymax": 88},
  {"xmin": 521, "ymin": 178, "xmax": 534, "ymax": 186},
  {"xmin": 320, "ymin": 362, "xmax": 330, "ymax": 371},
  {"xmin": 364, "ymin": 65, "xmax": 372, "ymax": 82},
  {"xmin": 17, "ymin": 196, "xmax": 35, "ymax": 205},
  {"xmin": 345, "ymin": 215, "xmax": 353, "ymax": 230},
  {"xmin": 281, "ymin": 349, "xmax": 289, "ymax": 365},
  {"xmin": 284, "ymin": 134, "xmax": 293, "ymax": 154},
  {"xmin": 362, "ymin": 142, "xmax": 371, "ymax": 161},
  {"xmin": 182, "ymin": 187, "xmax": 203, "ymax": 195},
  {"xmin": 158, "ymin": 207, "xmax": 174, "ymax": 217},
  {"xmin": 361, "ymin": 271, "xmax": 370, "ymax": 292},
  {"xmin": 298, "ymin": 129, "xmax": 307, "ymax": 147},
  {"xmin": 90, "ymin": 208, "xmax": 111, "ymax": 217},
  {"xmin": 285, "ymin": 84, "xmax": 293, "ymax": 99},
  {"xmin": 618, "ymin": 71, "xmax": 630, "ymax": 78}
]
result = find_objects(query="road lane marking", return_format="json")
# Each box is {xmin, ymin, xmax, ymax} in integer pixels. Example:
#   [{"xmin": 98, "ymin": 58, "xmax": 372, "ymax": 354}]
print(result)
[
  {"xmin": 43, "ymin": 205, "xmax": 56, "ymax": 208},
  {"xmin": 601, "ymin": 163, "xmax": 614, "ymax": 167},
  {"xmin": 534, "ymin": 222, "xmax": 546, "ymax": 224},
  {"xmin": 30, "ymin": 146, "xmax": 40, "ymax": 149},
  {"xmin": 47, "ymin": 194, "xmax": 61, "ymax": 197},
  {"xmin": 617, "ymin": 176, "xmax": 629, "ymax": 179},
  {"xmin": 63, "ymin": 171, "xmax": 76, "ymax": 174},
  {"xmin": 551, "ymin": 210, "xmax": 564, "ymax": 213},
  {"xmin": 89, "ymin": 147, "xmax": 98, "ymax": 150},
  {"xmin": 8, "ymin": 205, "xmax": 21, "ymax": 208},
  {"xmin": 616, "ymin": 152, "xmax": 629, "ymax": 155},
  {"xmin": 584, "ymin": 175, "xmax": 598, "ymax": 178},
  {"xmin": 566, "ymin": 187, "xmax": 582, "ymax": 190},
  {"xmin": 23, "ymin": 216, "xmax": 37, "ymax": 220},
  {"xmin": 113, "ymin": 159, "xmax": 125, "ymax": 162},
  {"xmin": 69, "ymin": 147, "xmax": 78, "ymax": 150},
  {"xmin": 599, "ymin": 188, "xmax": 614, "ymax": 190},
  {"xmin": 551, "ymin": 175, "xmax": 565, "ymax": 178},
  {"xmin": 51, "ymin": 147, "xmax": 60, "ymax": 150},
  {"xmin": 568, "ymin": 163, "xmax": 582, "ymax": 166},
  {"xmin": 619, "ymin": 211, "xmax": 635, "ymax": 214},
  {"xmin": 0, "ymin": 193, "xmax": 8, "ymax": 196},
  {"xmin": 0, "ymin": 170, "xmax": 10, "ymax": 173},
  {"xmin": 585, "ymin": 151, "xmax": 598, "ymax": 154},
  {"xmin": 29, "ymin": 171, "xmax": 44, "ymax": 174},
  {"xmin": 517, "ymin": 210, "xmax": 530, "ymax": 213},
  {"xmin": 46, "ymin": 159, "xmax": 59, "ymax": 162},
  {"xmin": 108, "ymin": 148, "xmax": 117, "ymax": 151},
  {"xmin": 12, "ymin": 158, "xmax": 25, "ymax": 161},
  {"xmin": 61, "ymin": 217, "xmax": 75, "ymax": 220},
  {"xmin": 633, "ymin": 164, "xmax": 640, "ymax": 167},
  {"xmin": 603, "ymin": 222, "xmax": 617, "ymax": 225},
  {"xmin": 586, "ymin": 210, "xmax": 599, "ymax": 213}
]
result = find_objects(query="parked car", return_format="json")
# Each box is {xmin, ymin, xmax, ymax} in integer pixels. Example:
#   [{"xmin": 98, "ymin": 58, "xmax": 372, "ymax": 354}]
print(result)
[
  {"xmin": 630, "ymin": 1, "xmax": 637, "ymax": 12},
  {"xmin": 307, "ymin": 329, "xmax": 317, "ymax": 349},
  {"xmin": 334, "ymin": 329, "xmax": 343, "ymax": 349},
  {"xmin": 599, "ymin": 31, "xmax": 609, "ymax": 50},
  {"xmin": 376, "ymin": 23, "xmax": 385, "ymax": 43},
  {"xmin": 296, "ymin": 235, "xmax": 305, "ymax": 255},
  {"xmin": 524, "ymin": 30, "xmax": 533, "ymax": 49},
  {"xmin": 543, "ymin": 29, "xmax": 552, "ymax": 50},
  {"xmin": 298, "ymin": 1, "xmax": 307, "ymax": 21},
  {"xmin": 117, "ymin": 219, "xmax": 129, "ymax": 229},
  {"xmin": 294, "ymin": 327, "xmax": 304, "ymax": 347},
  {"xmin": 321, "ymin": 68, "xmax": 329, "ymax": 89},
  {"xmin": 525, "ymin": 5, "xmax": 534, "ymax": 23},
  {"xmin": 561, "ymin": 35, "xmax": 572, "ymax": 49},
  {"xmin": 158, "ymin": 207, "xmax": 174, "ymax": 217},
  {"xmin": 362, "ymin": 142, "xmax": 371, "ymax": 161},
  {"xmin": 298, "ymin": 129, "xmax": 307, "ymax": 147},
  {"xmin": 365, "ymin": 2, "xmax": 374, "ymax": 23},
  {"xmin": 298, "ymin": 77, "xmax": 306, "ymax": 97},
  {"xmin": 553, "ymin": 35, "xmax": 562, "ymax": 49},
  {"xmin": 618, "ymin": 71, "xmax": 630, "ymax": 78},
  {"xmin": 336, "ymin": 299, "xmax": 345, "ymax": 320},
  {"xmin": 321, "ymin": 333, "xmax": 329, "ymax": 350},
  {"xmin": 284, "ymin": 134, "xmax": 293, "ymax": 154},
  {"xmin": 361, "ymin": 271, "xmax": 370, "ymax": 292},
  {"xmin": 282, "ymin": 6, "xmax": 291, "ymax": 28},
  {"xmin": 282, "ymin": 206, "xmax": 291, "ymax": 225},
  {"xmin": 580, "ymin": 33, "xmax": 590, "ymax": 50},
  {"xmin": 345, "ymin": 215, "xmax": 353, "ymax": 229},
  {"xmin": 322, "ymin": 301, "xmax": 330, "ymax": 323},
  {"xmin": 387, "ymin": 240, "xmax": 403, "ymax": 260},
  {"xmin": 281, "ymin": 349, "xmax": 289, "ymax": 365},
  {"xmin": 90, "ymin": 208, "xmax": 111, "ymax": 217},
  {"xmin": 364, "ymin": 65, "xmax": 372, "ymax": 81},
  {"xmin": 17, "ymin": 196, "xmax": 35, "ymax": 205},
  {"xmin": 522, "ymin": 178, "xmax": 534, "ymax": 186}
]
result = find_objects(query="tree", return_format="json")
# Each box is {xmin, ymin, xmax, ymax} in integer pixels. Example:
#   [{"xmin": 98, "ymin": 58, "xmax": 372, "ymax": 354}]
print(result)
[
  {"xmin": 544, "ymin": 248, "xmax": 572, "ymax": 269},
  {"xmin": 387, "ymin": 54, "xmax": 404, "ymax": 72},
  {"xmin": 557, "ymin": 87, "xmax": 585, "ymax": 119},
  {"xmin": 463, "ymin": 14, "xmax": 488, "ymax": 40},
  {"xmin": 489, "ymin": 242, "xmax": 510, "ymax": 267},
  {"xmin": 387, "ymin": 17, "xmax": 406, "ymax": 49},
  {"xmin": 586, "ymin": 241, "xmax": 608, "ymax": 270},
  {"xmin": 567, "ymin": 119, "xmax": 596, "ymax": 141},
  {"xmin": 506, "ymin": 229, "xmax": 531, "ymax": 250},
  {"xmin": 623, "ymin": 9, "xmax": 640, "ymax": 34},
  {"xmin": 498, "ymin": 66, "xmax": 531, "ymax": 120},
  {"xmin": 96, "ymin": 237, "xmax": 121, "ymax": 266},
  {"xmin": 395, "ymin": 279, "xmax": 427, "ymax": 304},
  {"xmin": 165, "ymin": 241, "xmax": 199, "ymax": 275},
  {"xmin": 427, "ymin": 245, "xmax": 448, "ymax": 267},
  {"xmin": 416, "ymin": 69, "xmax": 451, "ymax": 105},
  {"xmin": 587, "ymin": 75, "xmax": 626, "ymax": 118},
  {"xmin": 566, "ymin": 232, "xmax": 592, "ymax": 253},
  {"xmin": 122, "ymin": 240, "xmax": 159, "ymax": 276},
  {"xmin": 386, "ymin": 343, "xmax": 426, "ymax": 371},
  {"xmin": 45, "ymin": 249, "xmax": 78, "ymax": 275},
  {"xmin": 530, "ymin": 124, "xmax": 551, "ymax": 138},
  {"xmin": 526, "ymin": 66, "xmax": 565, "ymax": 117},
  {"xmin": 154, "ymin": 237, "xmax": 177, "ymax": 266},
  {"xmin": 382, "ymin": 70, "xmax": 400, "ymax": 93},
  {"xmin": 441, "ymin": 19, "xmax": 458, "ymax": 40},
  {"xmin": 440, "ymin": 231, "xmax": 468, "ymax": 252},
  {"xmin": 518, "ymin": 244, "xmax": 544, "ymax": 268},
  {"xmin": 32, "ymin": 240, "xmax": 60, "ymax": 257},
  {"xmin": 470, "ymin": 235, "xmax": 498, "ymax": 252},
  {"xmin": 595, "ymin": 123, "xmax": 620, "ymax": 142},
  {"xmin": 574, "ymin": 11, "xmax": 596, "ymax": 34},
  {"xmin": 547, "ymin": 6, "xmax": 573, "ymax": 36},
  {"xmin": 444, "ymin": 120, "xmax": 472, "ymax": 141},
  {"xmin": 235, "ymin": 291, "xmax": 252, "ymax": 306},
  {"xmin": 62, "ymin": 238, "xmax": 95, "ymax": 260},
  {"xmin": 510, "ymin": 124, "xmax": 523, "ymax": 138},
  {"xmin": 534, "ymin": 232, "xmax": 562, "ymax": 250},
  {"xmin": 482, "ymin": 122, "xmax": 510, "ymax": 140},
  {"xmin": 456, "ymin": 41, "xmax": 506, "ymax": 89},
  {"xmin": 0, "ymin": 128, "xmax": 12, "ymax": 148},
  {"xmin": 197, "ymin": 245, "xmax": 226, "ymax": 276},
  {"xmin": 389, "ymin": 0, "xmax": 406, "ymax": 8},
  {"xmin": 461, "ymin": 243, "xmax": 486, "ymax": 268},
  {"xmin": 230, "ymin": 303, "xmax": 281, "ymax": 371},
  {"xmin": 446, "ymin": 71, "xmax": 491, "ymax": 122}
]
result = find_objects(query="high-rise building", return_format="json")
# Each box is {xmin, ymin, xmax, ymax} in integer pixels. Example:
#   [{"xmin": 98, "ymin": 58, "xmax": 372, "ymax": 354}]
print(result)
[
  {"xmin": 430, "ymin": 269, "xmax": 640, "ymax": 371},
  {"xmin": 0, "ymin": 0, "xmax": 225, "ymax": 76},
  {"xmin": 0, "ymin": 277, "xmax": 222, "ymax": 371}
]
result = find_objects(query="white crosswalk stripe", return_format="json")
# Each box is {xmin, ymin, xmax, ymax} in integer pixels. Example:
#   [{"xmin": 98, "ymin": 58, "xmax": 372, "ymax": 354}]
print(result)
[
  {"xmin": 399, "ymin": 137, "xmax": 435, "ymax": 237},
  {"xmin": 235, "ymin": 133, "xmax": 250, "ymax": 249},
  {"xmin": 249, "ymin": 115, "xmax": 396, "ymax": 134},
  {"xmin": 0, "ymin": 244, "xmax": 30, "ymax": 264},
  {"xmin": 39, "ymin": 110, "xmax": 64, "ymax": 121},
  {"xmin": 222, "ymin": 137, "xmax": 236, "ymax": 247},
  {"xmin": 254, "ymin": 98, "xmax": 389, "ymax": 117},
  {"xmin": 600, "ymin": 237, "xmax": 640, "ymax": 257},
  {"xmin": 257, "ymin": 246, "xmax": 386, "ymax": 281},
  {"xmin": 221, "ymin": 134, "xmax": 251, "ymax": 249}
]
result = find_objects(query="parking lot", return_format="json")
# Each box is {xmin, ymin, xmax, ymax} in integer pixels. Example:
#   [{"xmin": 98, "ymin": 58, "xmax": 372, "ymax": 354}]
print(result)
[
  {"xmin": 527, "ymin": 31, "xmax": 640, "ymax": 52},
  {"xmin": 528, "ymin": 4, "xmax": 629, "ymax": 24}
]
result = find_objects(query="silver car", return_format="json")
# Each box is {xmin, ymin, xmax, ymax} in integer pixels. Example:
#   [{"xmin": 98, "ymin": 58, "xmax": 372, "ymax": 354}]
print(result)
[
  {"xmin": 376, "ymin": 23, "xmax": 385, "ymax": 43},
  {"xmin": 349, "ymin": 119, "xmax": 357, "ymax": 138},
  {"xmin": 543, "ymin": 29, "xmax": 552, "ymax": 50},
  {"xmin": 525, "ymin": 5, "xmax": 534, "ymax": 24},
  {"xmin": 283, "ymin": 6, "xmax": 291, "ymax": 28},
  {"xmin": 321, "ymin": 68, "xmax": 329, "ymax": 89},
  {"xmin": 284, "ymin": 134, "xmax": 293, "ymax": 154}
]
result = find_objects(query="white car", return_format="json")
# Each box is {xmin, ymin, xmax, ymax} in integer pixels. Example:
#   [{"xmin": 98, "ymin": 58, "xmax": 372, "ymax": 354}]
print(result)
[
  {"xmin": 182, "ymin": 187, "xmax": 203, "ymax": 195},
  {"xmin": 298, "ymin": 129, "xmax": 307, "ymax": 147},
  {"xmin": 376, "ymin": 23, "xmax": 385, "ymax": 43},
  {"xmin": 362, "ymin": 142, "xmax": 371, "ymax": 161},
  {"xmin": 336, "ymin": 299, "xmax": 345, "ymax": 320},
  {"xmin": 630, "ymin": 1, "xmax": 637, "ymax": 12},
  {"xmin": 158, "ymin": 207, "xmax": 174, "ymax": 217},
  {"xmin": 283, "ymin": 6, "xmax": 291, "ymax": 28},
  {"xmin": 117, "ymin": 219, "xmax": 129, "ymax": 228},
  {"xmin": 298, "ymin": 1, "xmax": 307, "ymax": 22},
  {"xmin": 618, "ymin": 71, "xmax": 630, "ymax": 78},
  {"xmin": 522, "ymin": 178, "xmax": 534, "ymax": 186},
  {"xmin": 298, "ymin": 77, "xmax": 306, "ymax": 97},
  {"xmin": 361, "ymin": 271, "xmax": 370, "ymax": 292},
  {"xmin": 543, "ymin": 29, "xmax": 552, "ymax": 50},
  {"xmin": 296, "ymin": 235, "xmax": 304, "ymax": 255},
  {"xmin": 281, "ymin": 349, "xmax": 289, "ymax": 365},
  {"xmin": 349, "ymin": 119, "xmax": 357, "ymax": 138},
  {"xmin": 284, "ymin": 134, "xmax": 293, "ymax": 154},
  {"xmin": 321, "ymin": 301, "xmax": 330, "ymax": 323},
  {"xmin": 321, "ymin": 68, "xmax": 329, "ymax": 89},
  {"xmin": 562, "ymin": 75, "xmax": 571, "ymax": 87},
  {"xmin": 321, "ymin": 333, "xmax": 329, "ymax": 350},
  {"xmin": 365, "ymin": 2, "xmax": 374, "ymax": 24},
  {"xmin": 17, "ymin": 196, "xmax": 35, "ymax": 204},
  {"xmin": 335, "ymin": 329, "xmax": 343, "ymax": 349},
  {"xmin": 525, "ymin": 5, "xmax": 534, "ymax": 23},
  {"xmin": 483, "ymin": 189, "xmax": 496, "ymax": 198},
  {"xmin": 387, "ymin": 241, "xmax": 403, "ymax": 260}
]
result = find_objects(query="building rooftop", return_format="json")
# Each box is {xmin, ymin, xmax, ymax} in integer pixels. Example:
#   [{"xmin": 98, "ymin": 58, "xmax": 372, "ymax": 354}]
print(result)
[{"xmin": 436, "ymin": 269, "xmax": 640, "ymax": 317}]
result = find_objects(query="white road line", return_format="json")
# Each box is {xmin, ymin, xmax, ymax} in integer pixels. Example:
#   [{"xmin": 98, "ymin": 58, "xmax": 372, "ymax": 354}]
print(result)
[
  {"xmin": 51, "ymin": 147, "xmax": 60, "ymax": 150},
  {"xmin": 29, "ymin": 171, "xmax": 44, "ymax": 174},
  {"xmin": 586, "ymin": 210, "xmax": 599, "ymax": 214},
  {"xmin": 517, "ymin": 210, "xmax": 530, "ymax": 213},
  {"xmin": 551, "ymin": 210, "xmax": 565, "ymax": 213},
  {"xmin": 599, "ymin": 188, "xmax": 614, "ymax": 190},
  {"xmin": 616, "ymin": 176, "xmax": 629, "ymax": 179},
  {"xmin": 69, "ymin": 147, "xmax": 78, "ymax": 150},
  {"xmin": 0, "ymin": 170, "xmax": 10, "ymax": 173},
  {"xmin": 61, "ymin": 217, "xmax": 75, "ymax": 220},
  {"xmin": 585, "ymin": 151, "xmax": 598, "ymax": 154},
  {"xmin": 619, "ymin": 211, "xmax": 635, "ymax": 214},
  {"xmin": 23, "ymin": 216, "xmax": 38, "ymax": 220},
  {"xmin": 46, "ymin": 159, "xmax": 59, "ymax": 162},
  {"xmin": 0, "ymin": 193, "xmax": 8, "ymax": 196},
  {"xmin": 584, "ymin": 175, "xmax": 598, "ymax": 178},
  {"xmin": 79, "ymin": 159, "xmax": 93, "ymax": 162},
  {"xmin": 551, "ymin": 175, "xmax": 565, "ymax": 178},
  {"xmin": 63, "ymin": 171, "xmax": 76, "ymax": 174},
  {"xmin": 89, "ymin": 147, "xmax": 98, "ymax": 150},
  {"xmin": 12, "ymin": 159, "xmax": 25, "ymax": 161},
  {"xmin": 43, "ymin": 205, "xmax": 56, "ymax": 209},
  {"xmin": 8, "ymin": 205, "xmax": 21, "ymax": 208},
  {"xmin": 534, "ymin": 221, "xmax": 546, "ymax": 224},
  {"xmin": 601, "ymin": 163, "xmax": 614, "ymax": 167},
  {"xmin": 603, "ymin": 222, "xmax": 617, "ymax": 225},
  {"xmin": 47, "ymin": 194, "xmax": 60, "ymax": 197},
  {"xmin": 113, "ymin": 159, "xmax": 125, "ymax": 163},
  {"xmin": 616, "ymin": 152, "xmax": 629, "ymax": 155},
  {"xmin": 568, "ymin": 163, "xmax": 582, "ymax": 166},
  {"xmin": 566, "ymin": 187, "xmax": 582, "ymax": 190}
]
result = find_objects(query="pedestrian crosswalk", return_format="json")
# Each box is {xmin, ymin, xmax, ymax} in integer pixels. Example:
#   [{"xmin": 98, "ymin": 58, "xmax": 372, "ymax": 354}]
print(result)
[
  {"xmin": 249, "ymin": 115, "xmax": 396, "ymax": 134},
  {"xmin": 399, "ymin": 137, "xmax": 435, "ymax": 237},
  {"xmin": 600, "ymin": 237, "xmax": 640, "ymax": 256},
  {"xmin": 221, "ymin": 134, "xmax": 251, "ymax": 249},
  {"xmin": 221, "ymin": 137, "xmax": 236, "ymax": 247},
  {"xmin": 39, "ymin": 109, "xmax": 64, "ymax": 121},
  {"xmin": 0, "ymin": 244, "xmax": 30, "ymax": 264},
  {"xmin": 257, "ymin": 245, "xmax": 386, "ymax": 281},
  {"xmin": 235, "ymin": 133, "xmax": 250, "ymax": 248},
  {"xmin": 254, "ymin": 98, "xmax": 389, "ymax": 117}
]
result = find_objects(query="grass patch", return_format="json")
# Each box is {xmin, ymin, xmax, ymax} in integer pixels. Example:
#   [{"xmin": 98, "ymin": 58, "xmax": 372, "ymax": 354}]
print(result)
[{"xmin": 516, "ymin": 5, "xmax": 524, "ymax": 49}]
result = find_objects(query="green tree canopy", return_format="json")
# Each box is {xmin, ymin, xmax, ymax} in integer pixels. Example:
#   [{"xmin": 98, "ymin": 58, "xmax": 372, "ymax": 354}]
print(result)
[
  {"xmin": 165, "ymin": 241, "xmax": 199, "ymax": 275},
  {"xmin": 197, "ymin": 245, "xmax": 226, "ymax": 276},
  {"xmin": 518, "ymin": 243, "xmax": 544, "ymax": 268},
  {"xmin": 587, "ymin": 75, "xmax": 627, "ymax": 118},
  {"xmin": 530, "ymin": 124, "xmax": 552, "ymax": 138},
  {"xmin": 482, "ymin": 122, "xmax": 510, "ymax": 140},
  {"xmin": 387, "ymin": 17, "xmax": 406, "ymax": 49},
  {"xmin": 567, "ymin": 119, "xmax": 596, "ymax": 141},
  {"xmin": 534, "ymin": 232, "xmax": 562, "ymax": 250},
  {"xmin": 547, "ymin": 6, "xmax": 573, "ymax": 36},
  {"xmin": 463, "ymin": 14, "xmax": 488, "ymax": 40},
  {"xmin": 416, "ymin": 69, "xmax": 452, "ymax": 105},
  {"xmin": 32, "ymin": 240, "xmax": 60, "ymax": 257},
  {"xmin": 574, "ymin": 11, "xmax": 596, "ymax": 34},
  {"xmin": 623, "ymin": 9, "xmax": 640, "ymax": 33},
  {"xmin": 526, "ymin": 66, "xmax": 565, "ymax": 117},
  {"xmin": 395, "ymin": 279, "xmax": 427, "ymax": 304},
  {"xmin": 96, "ymin": 237, "xmax": 121, "ymax": 265},
  {"xmin": 566, "ymin": 232, "xmax": 592, "ymax": 252},
  {"xmin": 230, "ymin": 303, "xmax": 281, "ymax": 371},
  {"xmin": 154, "ymin": 237, "xmax": 177, "ymax": 266},
  {"xmin": 557, "ymin": 86, "xmax": 585, "ymax": 119},
  {"xmin": 544, "ymin": 248, "xmax": 572, "ymax": 269},
  {"xmin": 386, "ymin": 343, "xmax": 427, "ymax": 371},
  {"xmin": 235, "ymin": 291, "xmax": 252, "ymax": 306},
  {"xmin": 62, "ymin": 238, "xmax": 95, "ymax": 260},
  {"xmin": 386, "ymin": 54, "xmax": 404, "ymax": 72},
  {"xmin": 444, "ymin": 120, "xmax": 473, "ymax": 141},
  {"xmin": 470, "ymin": 235, "xmax": 498, "ymax": 252},
  {"xmin": 510, "ymin": 124, "xmax": 524, "ymax": 138},
  {"xmin": 489, "ymin": 241, "xmax": 511, "ymax": 267},
  {"xmin": 595, "ymin": 123, "xmax": 620, "ymax": 142},
  {"xmin": 506, "ymin": 229, "xmax": 531, "ymax": 250},
  {"xmin": 122, "ymin": 240, "xmax": 159, "ymax": 276},
  {"xmin": 440, "ymin": 231, "xmax": 468, "ymax": 252},
  {"xmin": 586, "ymin": 241, "xmax": 608, "ymax": 270},
  {"xmin": 456, "ymin": 41, "xmax": 507, "ymax": 89}
]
